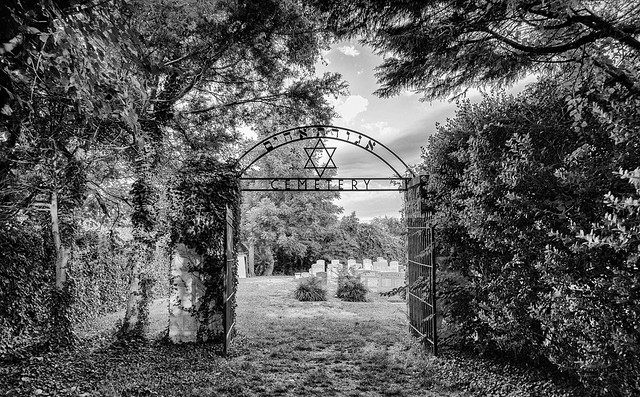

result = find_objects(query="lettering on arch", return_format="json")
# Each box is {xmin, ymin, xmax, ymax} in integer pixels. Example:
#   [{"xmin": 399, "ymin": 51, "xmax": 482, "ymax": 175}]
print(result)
[{"xmin": 237, "ymin": 125, "xmax": 414, "ymax": 181}]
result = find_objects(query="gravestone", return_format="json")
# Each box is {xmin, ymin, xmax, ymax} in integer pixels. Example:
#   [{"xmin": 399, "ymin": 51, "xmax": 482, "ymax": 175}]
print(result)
[
  {"xmin": 347, "ymin": 259, "xmax": 357, "ymax": 268},
  {"xmin": 389, "ymin": 260, "xmax": 399, "ymax": 272},
  {"xmin": 379, "ymin": 271, "xmax": 405, "ymax": 293},
  {"xmin": 310, "ymin": 261, "xmax": 326, "ymax": 276},
  {"xmin": 363, "ymin": 258, "xmax": 373, "ymax": 270},
  {"xmin": 373, "ymin": 260, "xmax": 389, "ymax": 272},
  {"xmin": 356, "ymin": 270, "xmax": 380, "ymax": 290},
  {"xmin": 331, "ymin": 259, "xmax": 340, "ymax": 266},
  {"xmin": 237, "ymin": 254, "xmax": 247, "ymax": 279}
]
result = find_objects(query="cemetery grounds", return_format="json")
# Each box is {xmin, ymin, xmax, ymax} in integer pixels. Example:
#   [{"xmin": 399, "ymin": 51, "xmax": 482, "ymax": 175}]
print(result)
[{"xmin": 0, "ymin": 277, "xmax": 583, "ymax": 396}]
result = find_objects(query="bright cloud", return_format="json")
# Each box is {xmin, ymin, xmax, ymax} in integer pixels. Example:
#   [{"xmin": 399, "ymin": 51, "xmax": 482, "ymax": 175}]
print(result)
[
  {"xmin": 361, "ymin": 121, "xmax": 398, "ymax": 138},
  {"xmin": 330, "ymin": 95, "xmax": 369, "ymax": 122},
  {"xmin": 337, "ymin": 45, "xmax": 360, "ymax": 57}
]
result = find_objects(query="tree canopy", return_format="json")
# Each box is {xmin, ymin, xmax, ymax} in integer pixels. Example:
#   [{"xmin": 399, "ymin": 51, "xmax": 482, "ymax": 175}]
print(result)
[
  {"xmin": 315, "ymin": 0, "xmax": 640, "ymax": 100},
  {"xmin": 0, "ymin": 0, "xmax": 347, "ymax": 347}
]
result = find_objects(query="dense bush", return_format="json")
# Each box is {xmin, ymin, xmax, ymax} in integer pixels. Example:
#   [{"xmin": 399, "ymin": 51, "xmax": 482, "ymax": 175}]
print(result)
[
  {"xmin": 0, "ymin": 220, "xmax": 53, "ymax": 355},
  {"xmin": 336, "ymin": 269, "xmax": 368, "ymax": 302},
  {"xmin": 69, "ymin": 231, "xmax": 131, "ymax": 321},
  {"xmin": 294, "ymin": 277, "xmax": 327, "ymax": 301},
  {"xmin": 424, "ymin": 80, "xmax": 640, "ymax": 395}
]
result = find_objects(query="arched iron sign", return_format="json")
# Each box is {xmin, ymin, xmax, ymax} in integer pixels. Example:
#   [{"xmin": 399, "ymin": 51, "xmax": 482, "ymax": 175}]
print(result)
[{"xmin": 237, "ymin": 125, "xmax": 416, "ymax": 191}]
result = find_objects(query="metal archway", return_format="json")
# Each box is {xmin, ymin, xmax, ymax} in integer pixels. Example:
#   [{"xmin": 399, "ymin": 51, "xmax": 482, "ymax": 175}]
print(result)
[
  {"xmin": 236, "ymin": 125, "xmax": 416, "ymax": 192},
  {"xmin": 229, "ymin": 125, "xmax": 437, "ymax": 356}
]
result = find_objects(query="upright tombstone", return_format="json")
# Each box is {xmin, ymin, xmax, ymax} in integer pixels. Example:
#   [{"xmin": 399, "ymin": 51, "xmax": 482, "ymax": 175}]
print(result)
[
  {"xmin": 373, "ymin": 260, "xmax": 389, "ymax": 272},
  {"xmin": 389, "ymin": 260, "xmax": 400, "ymax": 273},
  {"xmin": 347, "ymin": 259, "xmax": 357, "ymax": 268},
  {"xmin": 363, "ymin": 258, "xmax": 373, "ymax": 270},
  {"xmin": 169, "ymin": 244, "xmax": 223, "ymax": 343},
  {"xmin": 331, "ymin": 259, "xmax": 340, "ymax": 266},
  {"xmin": 310, "ymin": 260, "xmax": 326, "ymax": 276},
  {"xmin": 237, "ymin": 253, "xmax": 247, "ymax": 278}
]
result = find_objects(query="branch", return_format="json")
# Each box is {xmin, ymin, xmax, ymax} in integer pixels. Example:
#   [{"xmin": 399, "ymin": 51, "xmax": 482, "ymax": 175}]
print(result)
[
  {"xmin": 484, "ymin": 28, "xmax": 604, "ymax": 54},
  {"xmin": 180, "ymin": 93, "xmax": 288, "ymax": 115},
  {"xmin": 527, "ymin": 5, "xmax": 640, "ymax": 52}
]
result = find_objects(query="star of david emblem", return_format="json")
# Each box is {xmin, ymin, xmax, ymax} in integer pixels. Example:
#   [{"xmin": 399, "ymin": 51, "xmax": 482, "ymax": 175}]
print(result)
[{"xmin": 304, "ymin": 139, "xmax": 337, "ymax": 177}]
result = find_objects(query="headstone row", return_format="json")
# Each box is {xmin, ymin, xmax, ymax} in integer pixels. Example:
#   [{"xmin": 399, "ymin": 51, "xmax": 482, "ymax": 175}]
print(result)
[{"xmin": 295, "ymin": 258, "xmax": 406, "ymax": 292}]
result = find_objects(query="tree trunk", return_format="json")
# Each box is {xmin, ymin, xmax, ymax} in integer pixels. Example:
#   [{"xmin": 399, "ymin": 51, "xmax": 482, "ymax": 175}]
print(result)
[
  {"xmin": 51, "ymin": 190, "xmax": 68, "ymax": 290},
  {"xmin": 248, "ymin": 243, "xmax": 255, "ymax": 277},
  {"xmin": 123, "ymin": 255, "xmax": 140, "ymax": 331},
  {"xmin": 122, "ymin": 139, "xmax": 156, "ymax": 336},
  {"xmin": 263, "ymin": 245, "xmax": 275, "ymax": 276}
]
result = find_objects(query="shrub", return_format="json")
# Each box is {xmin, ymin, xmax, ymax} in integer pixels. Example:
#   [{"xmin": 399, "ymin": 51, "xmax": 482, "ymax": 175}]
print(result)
[
  {"xmin": 294, "ymin": 277, "xmax": 327, "ymax": 301},
  {"xmin": 337, "ymin": 270, "xmax": 368, "ymax": 302}
]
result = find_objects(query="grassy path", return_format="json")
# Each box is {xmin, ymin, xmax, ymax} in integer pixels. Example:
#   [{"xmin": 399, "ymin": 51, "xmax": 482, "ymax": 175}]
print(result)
[
  {"xmin": 228, "ymin": 277, "xmax": 429, "ymax": 396},
  {"xmin": 0, "ymin": 276, "xmax": 583, "ymax": 396}
]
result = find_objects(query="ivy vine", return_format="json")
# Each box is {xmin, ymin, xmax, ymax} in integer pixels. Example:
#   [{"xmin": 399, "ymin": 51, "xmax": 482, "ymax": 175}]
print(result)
[{"xmin": 169, "ymin": 154, "xmax": 240, "ymax": 343}]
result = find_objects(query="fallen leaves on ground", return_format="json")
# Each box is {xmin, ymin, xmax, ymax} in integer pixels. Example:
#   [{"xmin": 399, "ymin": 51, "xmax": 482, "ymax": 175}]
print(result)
[{"xmin": 0, "ymin": 277, "xmax": 585, "ymax": 396}]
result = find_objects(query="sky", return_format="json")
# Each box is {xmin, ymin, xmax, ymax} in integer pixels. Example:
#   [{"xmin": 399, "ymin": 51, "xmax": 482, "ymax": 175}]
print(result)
[{"xmin": 314, "ymin": 41, "xmax": 477, "ymax": 221}]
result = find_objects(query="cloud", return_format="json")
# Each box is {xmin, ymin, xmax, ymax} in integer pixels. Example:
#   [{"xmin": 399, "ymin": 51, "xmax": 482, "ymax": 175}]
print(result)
[
  {"xmin": 330, "ymin": 95, "xmax": 369, "ymax": 122},
  {"xmin": 337, "ymin": 45, "xmax": 360, "ymax": 57},
  {"xmin": 335, "ymin": 191, "xmax": 403, "ymax": 222},
  {"xmin": 360, "ymin": 121, "xmax": 398, "ymax": 138}
]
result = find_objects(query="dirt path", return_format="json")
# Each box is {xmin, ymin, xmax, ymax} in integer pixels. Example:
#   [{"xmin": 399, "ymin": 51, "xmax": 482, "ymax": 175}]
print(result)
[{"xmin": 223, "ymin": 276, "xmax": 433, "ymax": 397}]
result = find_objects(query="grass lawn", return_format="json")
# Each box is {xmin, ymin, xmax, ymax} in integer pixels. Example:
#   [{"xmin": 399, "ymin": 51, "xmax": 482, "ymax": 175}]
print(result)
[{"xmin": 0, "ymin": 276, "xmax": 584, "ymax": 396}]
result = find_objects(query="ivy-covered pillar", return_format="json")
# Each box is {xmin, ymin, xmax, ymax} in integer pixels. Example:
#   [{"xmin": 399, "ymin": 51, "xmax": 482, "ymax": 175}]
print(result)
[{"xmin": 168, "ymin": 155, "xmax": 240, "ymax": 344}]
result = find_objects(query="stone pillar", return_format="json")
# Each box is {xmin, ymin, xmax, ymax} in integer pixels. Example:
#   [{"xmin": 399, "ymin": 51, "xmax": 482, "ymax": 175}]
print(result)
[{"xmin": 169, "ymin": 244, "xmax": 223, "ymax": 343}]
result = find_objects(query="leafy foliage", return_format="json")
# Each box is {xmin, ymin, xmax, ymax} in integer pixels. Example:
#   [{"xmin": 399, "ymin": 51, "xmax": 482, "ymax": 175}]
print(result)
[
  {"xmin": 294, "ymin": 277, "xmax": 327, "ymax": 302},
  {"xmin": 336, "ymin": 268, "xmax": 368, "ymax": 302},
  {"xmin": 321, "ymin": 212, "xmax": 404, "ymax": 263},
  {"xmin": 422, "ymin": 79, "xmax": 640, "ymax": 396},
  {"xmin": 169, "ymin": 154, "xmax": 240, "ymax": 342},
  {"xmin": 1, "ymin": 0, "xmax": 346, "ymax": 350},
  {"xmin": 69, "ymin": 231, "xmax": 131, "ymax": 320},
  {"xmin": 0, "ymin": 220, "xmax": 52, "ymax": 356}
]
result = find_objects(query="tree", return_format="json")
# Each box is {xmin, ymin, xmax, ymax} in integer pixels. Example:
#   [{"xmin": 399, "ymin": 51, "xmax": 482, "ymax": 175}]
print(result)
[
  {"xmin": 115, "ymin": 0, "xmax": 347, "ymax": 330},
  {"xmin": 315, "ymin": 0, "xmax": 640, "ymax": 100},
  {"xmin": 422, "ymin": 79, "xmax": 639, "ymax": 395},
  {"xmin": 320, "ymin": 212, "xmax": 404, "ymax": 262},
  {"xmin": 240, "ymin": 116, "xmax": 344, "ymax": 276},
  {"xmin": 1, "ymin": 0, "xmax": 347, "ymax": 341}
]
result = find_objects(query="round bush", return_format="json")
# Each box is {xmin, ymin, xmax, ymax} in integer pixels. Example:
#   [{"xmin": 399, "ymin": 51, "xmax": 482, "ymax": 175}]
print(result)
[{"xmin": 337, "ymin": 275, "xmax": 368, "ymax": 302}]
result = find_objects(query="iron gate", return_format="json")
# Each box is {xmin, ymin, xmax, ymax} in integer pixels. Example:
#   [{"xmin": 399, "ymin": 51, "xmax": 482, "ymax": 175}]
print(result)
[
  {"xmin": 223, "ymin": 204, "xmax": 236, "ymax": 356},
  {"xmin": 406, "ymin": 176, "xmax": 437, "ymax": 355}
]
